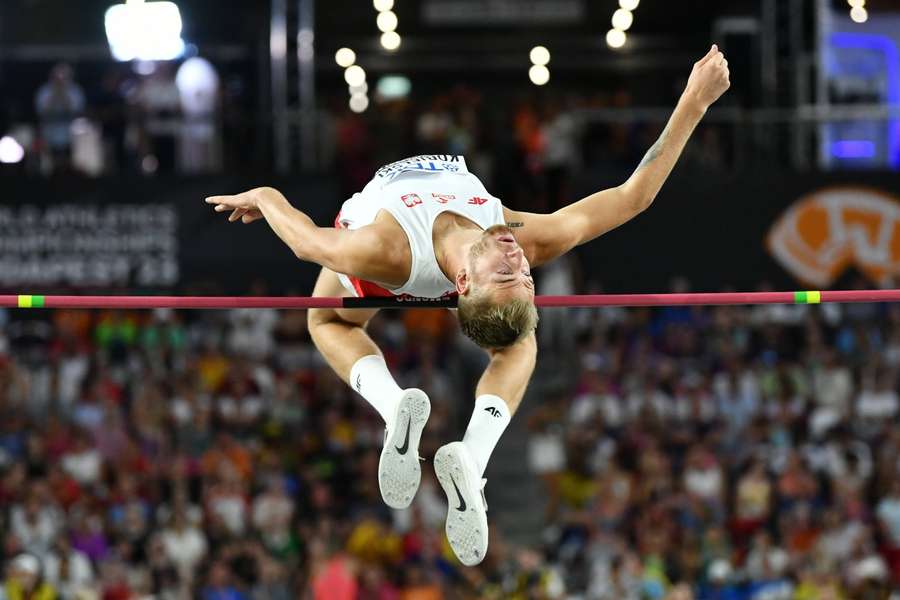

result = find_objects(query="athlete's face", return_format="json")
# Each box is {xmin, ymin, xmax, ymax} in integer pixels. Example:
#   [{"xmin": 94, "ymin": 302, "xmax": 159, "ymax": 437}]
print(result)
[{"xmin": 460, "ymin": 225, "xmax": 535, "ymax": 302}]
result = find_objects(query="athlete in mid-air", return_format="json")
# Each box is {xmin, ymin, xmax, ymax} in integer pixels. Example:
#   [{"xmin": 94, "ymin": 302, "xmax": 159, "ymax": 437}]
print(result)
[{"xmin": 207, "ymin": 46, "xmax": 730, "ymax": 565}]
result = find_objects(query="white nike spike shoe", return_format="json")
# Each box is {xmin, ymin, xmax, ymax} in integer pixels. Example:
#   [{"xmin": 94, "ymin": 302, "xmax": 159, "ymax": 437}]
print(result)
[
  {"xmin": 434, "ymin": 441, "xmax": 489, "ymax": 566},
  {"xmin": 378, "ymin": 388, "xmax": 431, "ymax": 509}
]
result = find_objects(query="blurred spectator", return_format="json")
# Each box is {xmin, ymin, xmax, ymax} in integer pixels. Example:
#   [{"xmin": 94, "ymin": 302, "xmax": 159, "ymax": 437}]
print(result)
[
  {"xmin": 160, "ymin": 510, "xmax": 208, "ymax": 586},
  {"xmin": 135, "ymin": 63, "xmax": 181, "ymax": 173},
  {"xmin": 9, "ymin": 487, "xmax": 63, "ymax": 557},
  {"xmin": 34, "ymin": 63, "xmax": 85, "ymax": 174},
  {"xmin": 6, "ymin": 290, "xmax": 900, "ymax": 597},
  {"xmin": 539, "ymin": 100, "xmax": 579, "ymax": 211},
  {"xmin": 175, "ymin": 56, "xmax": 221, "ymax": 174},
  {"xmin": 42, "ymin": 538, "xmax": 94, "ymax": 599},
  {"xmin": 3, "ymin": 553, "xmax": 56, "ymax": 600},
  {"xmin": 200, "ymin": 560, "xmax": 246, "ymax": 600}
]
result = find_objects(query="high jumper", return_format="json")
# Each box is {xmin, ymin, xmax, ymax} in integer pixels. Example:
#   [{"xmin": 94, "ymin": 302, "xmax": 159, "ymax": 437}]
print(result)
[{"xmin": 205, "ymin": 45, "xmax": 731, "ymax": 566}]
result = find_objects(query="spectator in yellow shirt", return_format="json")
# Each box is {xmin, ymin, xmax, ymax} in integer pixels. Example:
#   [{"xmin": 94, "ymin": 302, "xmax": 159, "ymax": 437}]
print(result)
[{"xmin": 3, "ymin": 554, "xmax": 57, "ymax": 600}]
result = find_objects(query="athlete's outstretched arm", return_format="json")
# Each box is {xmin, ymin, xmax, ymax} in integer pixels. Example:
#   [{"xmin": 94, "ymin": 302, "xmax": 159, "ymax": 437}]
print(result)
[
  {"xmin": 206, "ymin": 186, "xmax": 405, "ymax": 285},
  {"xmin": 507, "ymin": 45, "xmax": 731, "ymax": 267}
]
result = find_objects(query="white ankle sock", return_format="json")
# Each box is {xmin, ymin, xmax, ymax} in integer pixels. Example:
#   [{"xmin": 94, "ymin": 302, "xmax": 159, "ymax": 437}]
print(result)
[
  {"xmin": 462, "ymin": 394, "xmax": 512, "ymax": 477},
  {"xmin": 349, "ymin": 355, "xmax": 403, "ymax": 427}
]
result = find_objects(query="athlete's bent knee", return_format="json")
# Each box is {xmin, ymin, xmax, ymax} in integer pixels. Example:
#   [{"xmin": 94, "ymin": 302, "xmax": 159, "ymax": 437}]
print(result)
[{"xmin": 307, "ymin": 307, "xmax": 334, "ymax": 334}]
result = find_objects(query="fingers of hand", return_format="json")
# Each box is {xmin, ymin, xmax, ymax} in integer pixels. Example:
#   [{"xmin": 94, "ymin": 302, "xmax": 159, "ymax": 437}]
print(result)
[
  {"xmin": 229, "ymin": 208, "xmax": 247, "ymax": 222},
  {"xmin": 208, "ymin": 196, "xmax": 242, "ymax": 210},
  {"xmin": 697, "ymin": 44, "xmax": 718, "ymax": 66},
  {"xmin": 242, "ymin": 213, "xmax": 258, "ymax": 224}
]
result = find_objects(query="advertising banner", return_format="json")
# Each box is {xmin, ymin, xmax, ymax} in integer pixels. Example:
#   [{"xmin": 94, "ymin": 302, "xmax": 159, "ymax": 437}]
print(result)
[{"xmin": 2, "ymin": 169, "xmax": 899, "ymax": 296}]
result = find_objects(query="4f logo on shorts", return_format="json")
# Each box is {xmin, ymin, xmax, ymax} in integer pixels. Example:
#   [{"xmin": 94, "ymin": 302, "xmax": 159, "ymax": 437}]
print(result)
[
  {"xmin": 432, "ymin": 193, "xmax": 456, "ymax": 204},
  {"xmin": 468, "ymin": 197, "xmax": 489, "ymax": 205},
  {"xmin": 401, "ymin": 193, "xmax": 423, "ymax": 208}
]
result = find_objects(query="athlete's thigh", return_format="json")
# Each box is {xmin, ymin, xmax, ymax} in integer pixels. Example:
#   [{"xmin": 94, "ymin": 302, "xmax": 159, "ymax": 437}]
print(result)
[{"xmin": 310, "ymin": 267, "xmax": 379, "ymax": 326}]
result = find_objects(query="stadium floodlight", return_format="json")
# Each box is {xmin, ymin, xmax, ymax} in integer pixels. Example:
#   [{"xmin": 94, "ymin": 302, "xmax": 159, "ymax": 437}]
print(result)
[
  {"xmin": 104, "ymin": 0, "xmax": 186, "ymax": 62},
  {"xmin": 850, "ymin": 5, "xmax": 868, "ymax": 22},
  {"xmin": 847, "ymin": 0, "xmax": 865, "ymax": 6},
  {"xmin": 380, "ymin": 31, "xmax": 402, "ymax": 51},
  {"xmin": 335, "ymin": 47, "xmax": 356, "ymax": 68},
  {"xmin": 0, "ymin": 136, "xmax": 24, "ymax": 164},
  {"xmin": 373, "ymin": 0, "xmax": 394, "ymax": 11},
  {"xmin": 606, "ymin": 28, "xmax": 627, "ymax": 49},
  {"xmin": 349, "ymin": 82, "xmax": 369, "ymax": 95},
  {"xmin": 530, "ymin": 46, "xmax": 551, "ymax": 66},
  {"xmin": 344, "ymin": 65, "xmax": 366, "ymax": 87},
  {"xmin": 612, "ymin": 9, "xmax": 634, "ymax": 31},
  {"xmin": 528, "ymin": 65, "xmax": 550, "ymax": 86},
  {"xmin": 376, "ymin": 75, "xmax": 411, "ymax": 99},
  {"xmin": 376, "ymin": 10, "xmax": 398, "ymax": 33},
  {"xmin": 349, "ymin": 94, "xmax": 370, "ymax": 113},
  {"xmin": 619, "ymin": 0, "xmax": 640, "ymax": 10}
]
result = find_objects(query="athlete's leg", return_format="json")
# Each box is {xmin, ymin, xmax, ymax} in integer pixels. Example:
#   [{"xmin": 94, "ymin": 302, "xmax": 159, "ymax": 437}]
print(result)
[
  {"xmin": 307, "ymin": 267, "xmax": 381, "ymax": 384},
  {"xmin": 435, "ymin": 332, "xmax": 537, "ymax": 566},
  {"xmin": 474, "ymin": 331, "xmax": 538, "ymax": 417},
  {"xmin": 308, "ymin": 267, "xmax": 431, "ymax": 509}
]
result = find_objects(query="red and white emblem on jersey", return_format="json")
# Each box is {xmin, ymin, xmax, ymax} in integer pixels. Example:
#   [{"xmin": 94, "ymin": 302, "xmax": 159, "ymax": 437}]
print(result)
[
  {"xmin": 432, "ymin": 193, "xmax": 456, "ymax": 204},
  {"xmin": 401, "ymin": 193, "xmax": 423, "ymax": 208},
  {"xmin": 468, "ymin": 197, "xmax": 489, "ymax": 205}
]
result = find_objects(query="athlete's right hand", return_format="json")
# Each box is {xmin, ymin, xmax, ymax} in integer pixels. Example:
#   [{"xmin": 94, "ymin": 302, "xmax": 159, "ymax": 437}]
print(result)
[
  {"xmin": 206, "ymin": 189, "xmax": 264, "ymax": 224},
  {"xmin": 682, "ymin": 44, "xmax": 731, "ymax": 112}
]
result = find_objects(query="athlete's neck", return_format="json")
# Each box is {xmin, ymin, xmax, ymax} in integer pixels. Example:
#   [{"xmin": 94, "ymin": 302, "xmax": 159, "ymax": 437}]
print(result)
[{"xmin": 433, "ymin": 215, "xmax": 481, "ymax": 284}]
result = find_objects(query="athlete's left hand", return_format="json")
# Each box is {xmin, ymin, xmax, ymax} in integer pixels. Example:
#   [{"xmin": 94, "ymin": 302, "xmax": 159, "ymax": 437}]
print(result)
[{"xmin": 206, "ymin": 189, "xmax": 264, "ymax": 224}]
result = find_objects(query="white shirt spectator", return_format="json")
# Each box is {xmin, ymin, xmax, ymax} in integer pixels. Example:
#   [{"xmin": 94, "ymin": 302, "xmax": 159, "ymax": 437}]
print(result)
[
  {"xmin": 10, "ymin": 503, "xmax": 64, "ymax": 556},
  {"xmin": 208, "ymin": 489, "xmax": 248, "ymax": 535},
  {"xmin": 540, "ymin": 111, "xmax": 578, "ymax": 169},
  {"xmin": 712, "ymin": 369, "xmax": 760, "ymax": 431},
  {"xmin": 43, "ymin": 548, "xmax": 95, "ymax": 598},
  {"xmin": 625, "ymin": 387, "xmax": 673, "ymax": 421},
  {"xmin": 228, "ymin": 308, "xmax": 279, "ymax": 360},
  {"xmin": 812, "ymin": 362, "xmax": 853, "ymax": 416},
  {"xmin": 857, "ymin": 388, "xmax": 899, "ymax": 420},
  {"xmin": 817, "ymin": 520, "xmax": 864, "ymax": 563},
  {"xmin": 252, "ymin": 488, "xmax": 295, "ymax": 534},
  {"xmin": 160, "ymin": 523, "xmax": 208, "ymax": 580},
  {"xmin": 58, "ymin": 354, "xmax": 89, "ymax": 409},
  {"xmin": 61, "ymin": 447, "xmax": 102, "ymax": 484},
  {"xmin": 528, "ymin": 428, "xmax": 566, "ymax": 475},
  {"xmin": 877, "ymin": 493, "xmax": 900, "ymax": 547},
  {"xmin": 684, "ymin": 464, "xmax": 724, "ymax": 501}
]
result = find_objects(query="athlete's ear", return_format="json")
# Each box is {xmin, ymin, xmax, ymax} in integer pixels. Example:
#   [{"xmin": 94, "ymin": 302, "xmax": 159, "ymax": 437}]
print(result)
[{"xmin": 455, "ymin": 268, "xmax": 470, "ymax": 296}]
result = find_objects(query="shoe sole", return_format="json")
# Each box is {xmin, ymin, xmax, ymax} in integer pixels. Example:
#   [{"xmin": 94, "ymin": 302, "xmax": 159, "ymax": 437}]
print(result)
[
  {"xmin": 434, "ymin": 442, "xmax": 489, "ymax": 566},
  {"xmin": 378, "ymin": 389, "xmax": 431, "ymax": 509}
]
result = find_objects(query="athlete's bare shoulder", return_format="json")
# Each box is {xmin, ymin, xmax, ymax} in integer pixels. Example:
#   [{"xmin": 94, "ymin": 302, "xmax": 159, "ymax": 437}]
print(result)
[{"xmin": 365, "ymin": 209, "xmax": 413, "ymax": 278}]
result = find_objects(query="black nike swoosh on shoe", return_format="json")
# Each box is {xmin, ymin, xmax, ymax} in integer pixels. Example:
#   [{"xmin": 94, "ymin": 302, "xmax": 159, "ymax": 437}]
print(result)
[
  {"xmin": 450, "ymin": 474, "xmax": 467, "ymax": 512},
  {"xmin": 394, "ymin": 416, "xmax": 411, "ymax": 454}
]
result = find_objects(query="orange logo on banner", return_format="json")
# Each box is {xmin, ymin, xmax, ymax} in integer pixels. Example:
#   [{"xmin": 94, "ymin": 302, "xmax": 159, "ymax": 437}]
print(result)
[{"xmin": 766, "ymin": 187, "xmax": 900, "ymax": 287}]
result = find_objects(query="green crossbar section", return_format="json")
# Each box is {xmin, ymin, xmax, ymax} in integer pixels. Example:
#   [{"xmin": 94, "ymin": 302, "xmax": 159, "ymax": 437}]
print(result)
[
  {"xmin": 16, "ymin": 295, "xmax": 45, "ymax": 308},
  {"xmin": 794, "ymin": 291, "xmax": 821, "ymax": 304}
]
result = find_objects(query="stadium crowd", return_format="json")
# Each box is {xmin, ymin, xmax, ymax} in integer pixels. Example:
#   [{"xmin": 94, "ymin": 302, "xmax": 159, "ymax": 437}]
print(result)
[
  {"xmin": 3, "ymin": 281, "xmax": 900, "ymax": 599},
  {"xmin": 4, "ymin": 61, "xmax": 728, "ymax": 208}
]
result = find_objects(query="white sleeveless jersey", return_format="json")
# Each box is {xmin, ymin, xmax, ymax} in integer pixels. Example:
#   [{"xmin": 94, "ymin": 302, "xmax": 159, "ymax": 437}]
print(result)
[{"xmin": 335, "ymin": 155, "xmax": 505, "ymax": 298}]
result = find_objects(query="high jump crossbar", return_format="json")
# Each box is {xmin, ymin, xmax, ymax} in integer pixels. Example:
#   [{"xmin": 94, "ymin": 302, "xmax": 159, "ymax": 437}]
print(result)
[{"xmin": 2, "ymin": 290, "xmax": 900, "ymax": 310}]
